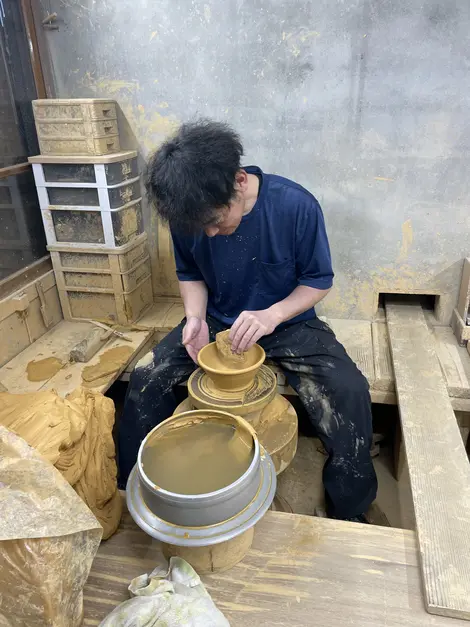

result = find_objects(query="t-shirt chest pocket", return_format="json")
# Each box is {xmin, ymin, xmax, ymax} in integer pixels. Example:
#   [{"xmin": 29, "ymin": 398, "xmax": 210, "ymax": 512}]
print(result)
[{"xmin": 257, "ymin": 258, "xmax": 297, "ymax": 296}]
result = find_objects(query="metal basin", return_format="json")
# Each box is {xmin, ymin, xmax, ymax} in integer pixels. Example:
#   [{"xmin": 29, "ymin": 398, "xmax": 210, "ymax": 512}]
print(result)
[{"xmin": 126, "ymin": 409, "xmax": 276, "ymax": 547}]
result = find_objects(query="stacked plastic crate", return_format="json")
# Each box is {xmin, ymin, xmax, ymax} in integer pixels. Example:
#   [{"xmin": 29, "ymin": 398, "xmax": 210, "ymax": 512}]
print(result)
[{"xmin": 29, "ymin": 99, "xmax": 153, "ymax": 324}]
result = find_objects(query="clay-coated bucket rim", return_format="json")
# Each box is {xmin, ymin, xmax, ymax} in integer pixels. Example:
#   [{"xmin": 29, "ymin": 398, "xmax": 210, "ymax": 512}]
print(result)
[
  {"xmin": 137, "ymin": 409, "xmax": 259, "ymax": 500},
  {"xmin": 197, "ymin": 342, "xmax": 265, "ymax": 375}
]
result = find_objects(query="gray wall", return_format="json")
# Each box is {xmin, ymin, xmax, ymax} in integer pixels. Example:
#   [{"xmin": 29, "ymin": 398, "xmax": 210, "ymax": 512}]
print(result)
[{"xmin": 39, "ymin": 0, "xmax": 470, "ymax": 321}]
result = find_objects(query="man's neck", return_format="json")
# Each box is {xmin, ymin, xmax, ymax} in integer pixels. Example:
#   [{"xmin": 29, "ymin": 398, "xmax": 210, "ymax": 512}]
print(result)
[{"xmin": 242, "ymin": 173, "xmax": 260, "ymax": 216}]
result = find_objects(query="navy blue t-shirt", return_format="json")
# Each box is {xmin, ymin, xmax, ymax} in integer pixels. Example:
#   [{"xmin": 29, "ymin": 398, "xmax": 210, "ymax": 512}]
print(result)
[{"xmin": 171, "ymin": 166, "xmax": 334, "ymax": 326}]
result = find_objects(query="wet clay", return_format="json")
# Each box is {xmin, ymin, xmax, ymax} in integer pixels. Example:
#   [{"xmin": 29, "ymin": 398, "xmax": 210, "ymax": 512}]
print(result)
[
  {"xmin": 26, "ymin": 356, "xmax": 64, "ymax": 381},
  {"xmin": 142, "ymin": 420, "xmax": 254, "ymax": 494},
  {"xmin": 257, "ymin": 394, "xmax": 297, "ymax": 452},
  {"xmin": 196, "ymin": 365, "xmax": 275, "ymax": 407},
  {"xmin": 174, "ymin": 393, "xmax": 298, "ymax": 475},
  {"xmin": 0, "ymin": 425, "xmax": 102, "ymax": 626},
  {"xmin": 201, "ymin": 332, "xmax": 259, "ymax": 373},
  {"xmin": 81, "ymin": 345, "xmax": 134, "ymax": 387},
  {"xmin": 0, "ymin": 387, "xmax": 121, "ymax": 539},
  {"xmin": 215, "ymin": 330, "xmax": 247, "ymax": 367}
]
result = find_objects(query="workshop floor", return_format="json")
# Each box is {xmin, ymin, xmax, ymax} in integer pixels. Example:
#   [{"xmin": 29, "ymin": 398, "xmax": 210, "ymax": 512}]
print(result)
[{"xmin": 275, "ymin": 434, "xmax": 414, "ymax": 529}]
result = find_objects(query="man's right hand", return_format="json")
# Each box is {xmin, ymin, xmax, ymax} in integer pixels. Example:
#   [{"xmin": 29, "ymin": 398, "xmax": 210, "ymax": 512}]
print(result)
[{"xmin": 182, "ymin": 316, "xmax": 209, "ymax": 363}]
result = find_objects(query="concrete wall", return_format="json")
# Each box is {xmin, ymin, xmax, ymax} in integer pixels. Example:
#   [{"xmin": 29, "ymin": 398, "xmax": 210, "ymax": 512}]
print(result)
[{"xmin": 39, "ymin": 0, "xmax": 470, "ymax": 321}]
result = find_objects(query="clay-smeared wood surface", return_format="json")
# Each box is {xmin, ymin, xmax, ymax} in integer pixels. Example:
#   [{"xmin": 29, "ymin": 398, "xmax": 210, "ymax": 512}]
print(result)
[
  {"xmin": 83, "ymin": 508, "xmax": 468, "ymax": 626},
  {"xmin": 387, "ymin": 302, "xmax": 470, "ymax": 620},
  {"xmin": 0, "ymin": 320, "xmax": 150, "ymax": 396}
]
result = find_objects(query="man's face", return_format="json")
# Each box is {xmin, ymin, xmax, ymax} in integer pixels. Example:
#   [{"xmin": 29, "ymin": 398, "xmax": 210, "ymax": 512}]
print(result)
[
  {"xmin": 203, "ymin": 170, "xmax": 249, "ymax": 237},
  {"xmin": 203, "ymin": 195, "xmax": 246, "ymax": 237}
]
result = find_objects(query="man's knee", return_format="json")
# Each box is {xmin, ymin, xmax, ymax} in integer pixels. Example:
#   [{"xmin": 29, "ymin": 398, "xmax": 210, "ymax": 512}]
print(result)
[
  {"xmin": 337, "ymin": 365, "xmax": 370, "ymax": 397},
  {"xmin": 131, "ymin": 327, "xmax": 185, "ymax": 381}
]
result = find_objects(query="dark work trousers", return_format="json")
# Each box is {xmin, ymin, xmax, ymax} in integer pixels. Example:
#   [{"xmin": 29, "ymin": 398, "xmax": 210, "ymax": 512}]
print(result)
[{"xmin": 119, "ymin": 316, "xmax": 377, "ymax": 518}]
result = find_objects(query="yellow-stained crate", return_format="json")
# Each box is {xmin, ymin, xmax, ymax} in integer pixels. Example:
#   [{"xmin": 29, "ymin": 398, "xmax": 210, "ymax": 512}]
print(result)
[{"xmin": 32, "ymin": 99, "xmax": 120, "ymax": 156}]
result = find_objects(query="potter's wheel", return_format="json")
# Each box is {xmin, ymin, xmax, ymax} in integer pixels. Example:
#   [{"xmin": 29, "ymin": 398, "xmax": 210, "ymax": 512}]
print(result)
[{"xmin": 188, "ymin": 365, "xmax": 277, "ymax": 416}]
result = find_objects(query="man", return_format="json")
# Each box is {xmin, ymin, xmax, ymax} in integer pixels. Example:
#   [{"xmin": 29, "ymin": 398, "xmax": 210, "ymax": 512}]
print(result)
[{"xmin": 119, "ymin": 119, "xmax": 377, "ymax": 521}]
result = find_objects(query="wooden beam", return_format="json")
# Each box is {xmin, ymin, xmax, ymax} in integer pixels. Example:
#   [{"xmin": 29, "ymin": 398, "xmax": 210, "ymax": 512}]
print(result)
[
  {"xmin": 0, "ymin": 255, "xmax": 52, "ymax": 300},
  {"xmin": 19, "ymin": 0, "xmax": 47, "ymax": 98},
  {"xmin": 386, "ymin": 301, "xmax": 470, "ymax": 620},
  {"xmin": 0, "ymin": 162, "xmax": 31, "ymax": 180}
]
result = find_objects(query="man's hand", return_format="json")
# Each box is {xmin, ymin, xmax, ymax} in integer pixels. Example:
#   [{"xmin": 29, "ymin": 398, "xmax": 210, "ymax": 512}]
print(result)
[
  {"xmin": 182, "ymin": 316, "xmax": 209, "ymax": 363},
  {"xmin": 229, "ymin": 308, "xmax": 282, "ymax": 353}
]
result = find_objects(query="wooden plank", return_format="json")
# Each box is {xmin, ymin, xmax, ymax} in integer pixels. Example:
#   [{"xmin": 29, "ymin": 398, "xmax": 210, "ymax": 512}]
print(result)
[
  {"xmin": 19, "ymin": 0, "xmax": 47, "ymax": 98},
  {"xmin": 0, "ymin": 272, "xmax": 63, "ymax": 368},
  {"xmin": 138, "ymin": 298, "xmax": 184, "ymax": 332},
  {"xmin": 451, "ymin": 308, "xmax": 470, "ymax": 344},
  {"xmin": 0, "ymin": 162, "xmax": 30, "ymax": 180},
  {"xmin": 0, "ymin": 255, "xmax": 52, "ymax": 300},
  {"xmin": 371, "ymin": 321, "xmax": 395, "ymax": 392},
  {"xmin": 0, "ymin": 320, "xmax": 150, "ymax": 396},
  {"xmin": 83, "ymin": 506, "xmax": 469, "ymax": 627},
  {"xmin": 457, "ymin": 258, "xmax": 470, "ymax": 321},
  {"xmin": 0, "ymin": 270, "xmax": 57, "ymax": 322},
  {"xmin": 329, "ymin": 319, "xmax": 375, "ymax": 385},
  {"xmin": 386, "ymin": 302, "xmax": 470, "ymax": 620},
  {"xmin": 434, "ymin": 326, "xmax": 470, "ymax": 398},
  {"xmin": 451, "ymin": 397, "xmax": 470, "ymax": 412}
]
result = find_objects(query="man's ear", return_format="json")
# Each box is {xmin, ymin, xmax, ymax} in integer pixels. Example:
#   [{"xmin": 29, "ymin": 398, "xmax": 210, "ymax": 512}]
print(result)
[{"xmin": 234, "ymin": 169, "xmax": 248, "ymax": 192}]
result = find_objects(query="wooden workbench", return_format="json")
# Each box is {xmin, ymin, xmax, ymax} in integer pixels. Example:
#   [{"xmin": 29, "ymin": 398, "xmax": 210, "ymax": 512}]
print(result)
[
  {"xmin": 0, "ymin": 319, "xmax": 151, "ymax": 396},
  {"xmin": 83, "ymin": 508, "xmax": 468, "ymax": 626}
]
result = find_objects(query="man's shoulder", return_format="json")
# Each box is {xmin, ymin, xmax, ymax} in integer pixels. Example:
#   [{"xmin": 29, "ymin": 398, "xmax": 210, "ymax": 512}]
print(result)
[{"xmin": 264, "ymin": 172, "xmax": 321, "ymax": 214}]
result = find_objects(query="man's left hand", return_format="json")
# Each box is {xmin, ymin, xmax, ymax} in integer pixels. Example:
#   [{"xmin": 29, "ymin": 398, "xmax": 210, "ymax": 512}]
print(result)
[{"xmin": 229, "ymin": 308, "xmax": 282, "ymax": 353}]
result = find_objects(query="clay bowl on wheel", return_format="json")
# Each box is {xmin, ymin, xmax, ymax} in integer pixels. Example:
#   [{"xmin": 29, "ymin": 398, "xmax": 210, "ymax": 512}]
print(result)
[{"xmin": 197, "ymin": 341, "xmax": 265, "ymax": 392}]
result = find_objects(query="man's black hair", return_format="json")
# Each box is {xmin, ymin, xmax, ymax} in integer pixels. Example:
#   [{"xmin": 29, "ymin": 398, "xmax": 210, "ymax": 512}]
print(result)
[{"xmin": 145, "ymin": 119, "xmax": 244, "ymax": 233}]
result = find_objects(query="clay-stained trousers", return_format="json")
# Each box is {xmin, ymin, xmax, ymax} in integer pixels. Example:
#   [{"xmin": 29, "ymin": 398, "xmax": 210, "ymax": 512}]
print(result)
[{"xmin": 119, "ymin": 316, "xmax": 377, "ymax": 519}]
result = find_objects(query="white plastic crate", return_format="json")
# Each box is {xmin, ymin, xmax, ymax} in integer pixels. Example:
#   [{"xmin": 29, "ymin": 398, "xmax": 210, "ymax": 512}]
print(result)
[
  {"xmin": 31, "ymin": 162, "xmax": 144, "ymax": 248},
  {"xmin": 28, "ymin": 151, "xmax": 138, "ymax": 185}
]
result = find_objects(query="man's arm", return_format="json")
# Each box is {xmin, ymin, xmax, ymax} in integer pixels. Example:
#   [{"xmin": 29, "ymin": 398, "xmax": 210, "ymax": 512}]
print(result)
[
  {"xmin": 271, "ymin": 284, "xmax": 330, "ymax": 323},
  {"xmin": 178, "ymin": 280, "xmax": 210, "ymax": 363},
  {"xmin": 229, "ymin": 285, "xmax": 330, "ymax": 353},
  {"xmin": 230, "ymin": 195, "xmax": 333, "ymax": 353},
  {"xmin": 171, "ymin": 232, "xmax": 210, "ymax": 362},
  {"xmin": 179, "ymin": 280, "xmax": 208, "ymax": 320}
]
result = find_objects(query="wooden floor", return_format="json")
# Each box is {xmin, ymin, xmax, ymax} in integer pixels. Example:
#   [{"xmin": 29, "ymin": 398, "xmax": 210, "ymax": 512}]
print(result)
[{"xmin": 83, "ymin": 506, "xmax": 469, "ymax": 627}]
